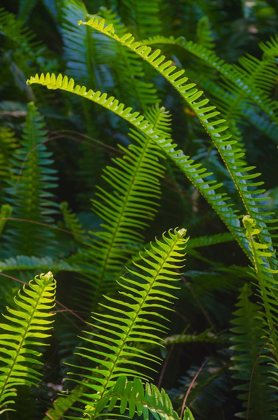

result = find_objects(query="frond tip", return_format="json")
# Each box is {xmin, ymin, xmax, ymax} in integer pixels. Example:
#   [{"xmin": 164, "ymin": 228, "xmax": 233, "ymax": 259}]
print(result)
[{"xmin": 0, "ymin": 272, "xmax": 56, "ymax": 413}]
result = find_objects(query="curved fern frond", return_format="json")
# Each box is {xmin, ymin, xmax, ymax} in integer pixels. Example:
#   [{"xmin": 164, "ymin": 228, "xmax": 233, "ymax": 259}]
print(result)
[
  {"xmin": 4, "ymin": 102, "xmax": 58, "ymax": 257},
  {"xmin": 75, "ymin": 18, "xmax": 278, "ymax": 271},
  {"xmin": 243, "ymin": 215, "xmax": 278, "ymax": 359},
  {"xmin": 0, "ymin": 127, "xmax": 18, "ymax": 200},
  {"xmin": 0, "ymin": 271, "xmax": 56, "ymax": 414},
  {"xmin": 68, "ymin": 228, "xmax": 187, "ymax": 417},
  {"xmin": 26, "ymin": 73, "xmax": 249, "ymax": 260},
  {"xmin": 231, "ymin": 283, "xmax": 278, "ymax": 419},
  {"xmin": 95, "ymin": 375, "xmax": 180, "ymax": 419}
]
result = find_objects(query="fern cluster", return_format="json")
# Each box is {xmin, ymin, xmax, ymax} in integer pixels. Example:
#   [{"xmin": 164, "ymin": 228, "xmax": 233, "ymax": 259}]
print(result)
[{"xmin": 0, "ymin": 0, "xmax": 278, "ymax": 419}]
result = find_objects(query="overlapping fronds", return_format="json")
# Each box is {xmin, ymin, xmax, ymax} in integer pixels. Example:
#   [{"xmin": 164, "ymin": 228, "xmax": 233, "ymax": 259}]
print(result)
[
  {"xmin": 143, "ymin": 34, "xmax": 278, "ymax": 115},
  {"xmin": 243, "ymin": 215, "xmax": 278, "ymax": 360},
  {"xmin": 0, "ymin": 271, "xmax": 56, "ymax": 413},
  {"xmin": 164, "ymin": 328, "xmax": 221, "ymax": 346},
  {"xmin": 26, "ymin": 72, "xmax": 249, "ymax": 260},
  {"xmin": 94, "ymin": 375, "xmax": 181, "ymax": 419},
  {"xmin": 4, "ymin": 102, "xmax": 58, "ymax": 257},
  {"xmin": 75, "ymin": 17, "xmax": 278, "ymax": 271},
  {"xmin": 231, "ymin": 283, "xmax": 278, "ymax": 419},
  {"xmin": 80, "ymin": 105, "xmax": 166, "ymax": 305},
  {"xmin": 68, "ymin": 228, "xmax": 187, "ymax": 416}
]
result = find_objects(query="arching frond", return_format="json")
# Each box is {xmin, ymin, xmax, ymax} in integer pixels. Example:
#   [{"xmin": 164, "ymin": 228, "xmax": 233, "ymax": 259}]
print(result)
[
  {"xmin": 68, "ymin": 228, "xmax": 188, "ymax": 417},
  {"xmin": 60, "ymin": 201, "xmax": 86, "ymax": 244},
  {"xmin": 26, "ymin": 73, "xmax": 249, "ymax": 261},
  {"xmin": 0, "ymin": 271, "xmax": 56, "ymax": 414},
  {"xmin": 0, "ymin": 255, "xmax": 80, "ymax": 273},
  {"xmin": 75, "ymin": 18, "xmax": 278, "ymax": 273}
]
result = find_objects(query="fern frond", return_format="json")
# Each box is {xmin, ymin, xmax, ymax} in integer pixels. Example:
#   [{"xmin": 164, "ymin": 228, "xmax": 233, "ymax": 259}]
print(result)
[
  {"xmin": 75, "ymin": 18, "xmax": 278, "ymax": 271},
  {"xmin": 231, "ymin": 283, "xmax": 278, "ymax": 419},
  {"xmin": 0, "ymin": 271, "xmax": 56, "ymax": 413},
  {"xmin": 26, "ymin": 72, "xmax": 249, "ymax": 261},
  {"xmin": 4, "ymin": 102, "xmax": 58, "ymax": 257},
  {"xmin": 196, "ymin": 16, "xmax": 215, "ymax": 50},
  {"xmin": 68, "ymin": 228, "xmax": 187, "ymax": 416},
  {"xmin": 95, "ymin": 375, "xmax": 181, "ymax": 419},
  {"xmin": 243, "ymin": 215, "xmax": 278, "ymax": 359},
  {"xmin": 119, "ymin": 0, "xmax": 163, "ymax": 39}
]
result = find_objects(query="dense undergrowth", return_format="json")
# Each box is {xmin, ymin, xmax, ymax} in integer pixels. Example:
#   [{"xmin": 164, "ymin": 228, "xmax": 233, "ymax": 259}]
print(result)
[{"xmin": 0, "ymin": 0, "xmax": 278, "ymax": 418}]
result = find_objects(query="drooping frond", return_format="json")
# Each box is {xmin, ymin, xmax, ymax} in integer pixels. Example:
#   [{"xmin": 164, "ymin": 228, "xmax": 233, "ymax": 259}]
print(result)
[
  {"xmin": 231, "ymin": 283, "xmax": 278, "ymax": 419},
  {"xmin": 4, "ymin": 102, "xmax": 58, "ymax": 257},
  {"xmin": 26, "ymin": 73, "xmax": 249, "ymax": 261},
  {"xmin": 95, "ymin": 375, "xmax": 181, "ymax": 419},
  {"xmin": 243, "ymin": 215, "xmax": 278, "ymax": 360},
  {"xmin": 75, "ymin": 18, "xmax": 278, "ymax": 271},
  {"xmin": 68, "ymin": 228, "xmax": 188, "ymax": 417},
  {"xmin": 0, "ymin": 271, "xmax": 56, "ymax": 414}
]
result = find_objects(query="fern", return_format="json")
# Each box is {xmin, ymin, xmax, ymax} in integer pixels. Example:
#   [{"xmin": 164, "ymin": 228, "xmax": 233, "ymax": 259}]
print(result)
[
  {"xmin": 95, "ymin": 375, "xmax": 181, "ymax": 419},
  {"xmin": 81, "ymin": 105, "xmax": 166, "ymax": 306},
  {"xmin": 60, "ymin": 201, "xmax": 86, "ymax": 244},
  {"xmin": 4, "ymin": 102, "xmax": 58, "ymax": 257},
  {"xmin": 231, "ymin": 283, "xmax": 278, "ymax": 419},
  {"xmin": 26, "ymin": 72, "xmax": 250, "ymax": 261},
  {"xmin": 0, "ymin": 271, "xmax": 56, "ymax": 413},
  {"xmin": 0, "ymin": 127, "xmax": 18, "ymax": 200},
  {"xmin": 0, "ymin": 204, "xmax": 12, "ymax": 237},
  {"xmin": 67, "ymin": 228, "xmax": 187, "ymax": 417},
  {"xmin": 243, "ymin": 215, "xmax": 278, "ymax": 360}
]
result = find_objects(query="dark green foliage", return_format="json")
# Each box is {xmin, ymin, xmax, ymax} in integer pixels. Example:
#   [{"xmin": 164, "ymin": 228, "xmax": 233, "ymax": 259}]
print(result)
[{"xmin": 0, "ymin": 1, "xmax": 278, "ymax": 419}]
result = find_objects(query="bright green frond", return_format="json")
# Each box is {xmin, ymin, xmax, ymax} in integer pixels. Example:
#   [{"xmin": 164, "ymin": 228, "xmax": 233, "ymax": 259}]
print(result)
[
  {"xmin": 0, "ymin": 271, "xmax": 56, "ymax": 413},
  {"xmin": 68, "ymin": 228, "xmax": 187, "ymax": 417}
]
